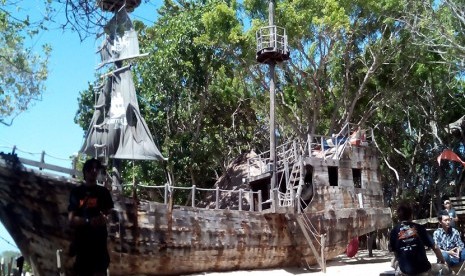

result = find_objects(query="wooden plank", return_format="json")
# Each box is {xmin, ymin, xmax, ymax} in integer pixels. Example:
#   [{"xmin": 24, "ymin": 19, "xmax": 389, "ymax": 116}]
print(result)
[
  {"xmin": 18, "ymin": 157, "xmax": 81, "ymax": 177},
  {"xmin": 412, "ymin": 217, "xmax": 437, "ymax": 225}
]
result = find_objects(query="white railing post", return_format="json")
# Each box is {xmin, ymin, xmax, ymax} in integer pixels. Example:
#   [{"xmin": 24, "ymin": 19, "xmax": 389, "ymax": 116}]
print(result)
[
  {"xmin": 57, "ymin": 249, "xmax": 65, "ymax": 276},
  {"xmin": 239, "ymin": 189, "xmax": 243, "ymax": 211},
  {"xmin": 250, "ymin": 191, "xmax": 254, "ymax": 211},
  {"xmin": 271, "ymin": 189, "xmax": 277, "ymax": 212},
  {"xmin": 164, "ymin": 184, "xmax": 169, "ymax": 204},
  {"xmin": 258, "ymin": 192, "xmax": 263, "ymax": 212},
  {"xmin": 307, "ymin": 133, "xmax": 312, "ymax": 156},
  {"xmin": 215, "ymin": 186, "xmax": 220, "ymax": 209},
  {"xmin": 192, "ymin": 185, "xmax": 196, "ymax": 207},
  {"xmin": 321, "ymin": 234, "xmax": 326, "ymax": 273},
  {"xmin": 40, "ymin": 151, "xmax": 45, "ymax": 170},
  {"xmin": 247, "ymin": 158, "xmax": 250, "ymax": 179},
  {"xmin": 293, "ymin": 140, "xmax": 297, "ymax": 161}
]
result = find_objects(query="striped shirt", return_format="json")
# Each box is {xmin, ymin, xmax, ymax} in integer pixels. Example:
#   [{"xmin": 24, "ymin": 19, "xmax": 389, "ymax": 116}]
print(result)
[{"xmin": 433, "ymin": 227, "xmax": 464, "ymax": 251}]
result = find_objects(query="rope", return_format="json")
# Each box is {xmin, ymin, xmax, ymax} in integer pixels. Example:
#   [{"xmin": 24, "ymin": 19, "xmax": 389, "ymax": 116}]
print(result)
[
  {"xmin": 0, "ymin": 145, "xmax": 75, "ymax": 162},
  {"xmin": 0, "ymin": 235, "xmax": 17, "ymax": 249}
]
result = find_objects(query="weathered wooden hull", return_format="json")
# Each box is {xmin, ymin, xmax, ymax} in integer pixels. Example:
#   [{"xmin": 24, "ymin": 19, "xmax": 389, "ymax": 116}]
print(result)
[
  {"xmin": 0, "ymin": 153, "xmax": 391, "ymax": 276},
  {"xmin": 110, "ymin": 202, "xmax": 390, "ymax": 275}
]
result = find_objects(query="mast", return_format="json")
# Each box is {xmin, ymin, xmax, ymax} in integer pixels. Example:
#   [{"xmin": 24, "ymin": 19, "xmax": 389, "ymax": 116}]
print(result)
[
  {"xmin": 268, "ymin": 0, "xmax": 277, "ymax": 212},
  {"xmin": 256, "ymin": 0, "xmax": 290, "ymax": 211},
  {"xmin": 81, "ymin": 0, "xmax": 166, "ymax": 177}
]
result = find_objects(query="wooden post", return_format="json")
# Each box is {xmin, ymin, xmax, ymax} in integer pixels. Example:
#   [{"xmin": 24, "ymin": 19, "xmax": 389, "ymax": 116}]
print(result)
[
  {"xmin": 40, "ymin": 151, "xmax": 45, "ymax": 170},
  {"xmin": 247, "ymin": 158, "xmax": 250, "ymax": 179},
  {"xmin": 72, "ymin": 155, "xmax": 77, "ymax": 178},
  {"xmin": 191, "ymin": 185, "xmax": 196, "ymax": 207},
  {"xmin": 293, "ymin": 140, "xmax": 297, "ymax": 160},
  {"xmin": 258, "ymin": 192, "xmax": 263, "ymax": 212},
  {"xmin": 164, "ymin": 184, "xmax": 169, "ymax": 204},
  {"xmin": 321, "ymin": 234, "xmax": 326, "ymax": 273},
  {"xmin": 307, "ymin": 133, "xmax": 312, "ymax": 157},
  {"xmin": 6, "ymin": 257, "xmax": 12, "ymax": 276},
  {"xmin": 250, "ymin": 191, "xmax": 254, "ymax": 211},
  {"xmin": 271, "ymin": 189, "xmax": 277, "ymax": 212},
  {"xmin": 57, "ymin": 249, "xmax": 65, "ymax": 276},
  {"xmin": 239, "ymin": 189, "xmax": 243, "ymax": 211},
  {"xmin": 429, "ymin": 198, "xmax": 433, "ymax": 218},
  {"xmin": 215, "ymin": 187, "xmax": 220, "ymax": 209}
]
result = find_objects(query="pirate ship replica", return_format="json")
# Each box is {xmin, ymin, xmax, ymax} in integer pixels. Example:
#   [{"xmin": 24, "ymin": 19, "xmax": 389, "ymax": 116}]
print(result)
[{"xmin": 0, "ymin": 1, "xmax": 391, "ymax": 275}]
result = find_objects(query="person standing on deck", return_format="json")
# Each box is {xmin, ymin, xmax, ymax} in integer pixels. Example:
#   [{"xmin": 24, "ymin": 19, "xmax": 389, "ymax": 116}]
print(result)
[
  {"xmin": 434, "ymin": 210, "xmax": 465, "ymax": 268},
  {"xmin": 444, "ymin": 200, "xmax": 459, "ymax": 228},
  {"xmin": 390, "ymin": 203, "xmax": 446, "ymax": 276},
  {"xmin": 68, "ymin": 158, "xmax": 114, "ymax": 276}
]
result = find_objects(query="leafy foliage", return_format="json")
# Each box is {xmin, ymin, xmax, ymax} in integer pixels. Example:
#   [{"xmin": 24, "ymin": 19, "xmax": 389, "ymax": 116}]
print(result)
[
  {"xmin": 0, "ymin": 1, "xmax": 51, "ymax": 126},
  {"xmin": 73, "ymin": 0, "xmax": 465, "ymax": 213}
]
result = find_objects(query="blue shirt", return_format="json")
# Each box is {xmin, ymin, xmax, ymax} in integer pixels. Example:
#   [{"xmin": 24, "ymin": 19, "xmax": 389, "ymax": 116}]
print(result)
[{"xmin": 433, "ymin": 227, "xmax": 464, "ymax": 251}]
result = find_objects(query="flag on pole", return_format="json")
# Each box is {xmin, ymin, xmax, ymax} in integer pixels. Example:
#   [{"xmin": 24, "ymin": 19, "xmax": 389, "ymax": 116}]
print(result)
[{"xmin": 437, "ymin": 149, "xmax": 465, "ymax": 167}]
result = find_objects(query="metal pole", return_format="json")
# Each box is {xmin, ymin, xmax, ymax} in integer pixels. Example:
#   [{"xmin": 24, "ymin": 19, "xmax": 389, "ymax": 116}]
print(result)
[
  {"xmin": 269, "ymin": 61, "xmax": 277, "ymax": 211},
  {"xmin": 269, "ymin": 0, "xmax": 275, "ymax": 25},
  {"xmin": 269, "ymin": 0, "xmax": 277, "ymax": 212}
]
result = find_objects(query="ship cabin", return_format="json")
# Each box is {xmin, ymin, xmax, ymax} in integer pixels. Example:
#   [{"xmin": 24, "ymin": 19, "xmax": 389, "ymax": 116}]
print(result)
[{"xmin": 245, "ymin": 123, "xmax": 382, "ymax": 214}]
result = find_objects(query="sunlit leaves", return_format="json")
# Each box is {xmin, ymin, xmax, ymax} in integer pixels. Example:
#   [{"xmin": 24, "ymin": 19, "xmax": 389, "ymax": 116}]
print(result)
[{"xmin": 0, "ymin": 2, "xmax": 51, "ymax": 125}]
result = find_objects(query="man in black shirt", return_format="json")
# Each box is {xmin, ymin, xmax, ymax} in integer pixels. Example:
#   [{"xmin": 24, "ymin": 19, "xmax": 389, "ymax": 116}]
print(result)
[
  {"xmin": 390, "ymin": 203, "xmax": 446, "ymax": 275},
  {"xmin": 68, "ymin": 158, "xmax": 114, "ymax": 276}
]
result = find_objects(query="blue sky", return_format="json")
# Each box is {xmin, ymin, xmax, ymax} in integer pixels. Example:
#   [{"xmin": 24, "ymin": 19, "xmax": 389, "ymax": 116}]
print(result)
[{"xmin": 0, "ymin": 0, "xmax": 160, "ymax": 254}]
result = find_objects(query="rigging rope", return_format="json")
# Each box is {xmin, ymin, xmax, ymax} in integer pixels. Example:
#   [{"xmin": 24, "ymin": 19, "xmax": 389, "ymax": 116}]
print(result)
[
  {"xmin": 0, "ymin": 145, "xmax": 74, "ymax": 162},
  {"xmin": 0, "ymin": 235, "xmax": 17, "ymax": 249}
]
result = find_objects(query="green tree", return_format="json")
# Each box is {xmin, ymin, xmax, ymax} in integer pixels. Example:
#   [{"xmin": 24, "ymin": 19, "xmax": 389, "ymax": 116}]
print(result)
[
  {"xmin": 397, "ymin": 0, "xmax": 465, "ymax": 211},
  {"xmin": 0, "ymin": 1, "xmax": 51, "ymax": 126},
  {"xmin": 74, "ymin": 0, "xmax": 465, "ymax": 213},
  {"xmin": 76, "ymin": 0, "xmax": 264, "ymax": 203},
  {"xmin": 134, "ymin": 1, "xmax": 264, "ymax": 197},
  {"xmin": 202, "ymin": 0, "xmax": 465, "ymax": 212}
]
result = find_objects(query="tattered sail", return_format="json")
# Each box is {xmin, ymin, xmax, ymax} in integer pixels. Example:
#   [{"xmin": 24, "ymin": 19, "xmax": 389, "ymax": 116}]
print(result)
[
  {"xmin": 81, "ymin": 66, "xmax": 165, "ymax": 161},
  {"xmin": 97, "ymin": 9, "xmax": 148, "ymax": 69},
  {"xmin": 80, "ymin": 8, "xmax": 165, "ymax": 161}
]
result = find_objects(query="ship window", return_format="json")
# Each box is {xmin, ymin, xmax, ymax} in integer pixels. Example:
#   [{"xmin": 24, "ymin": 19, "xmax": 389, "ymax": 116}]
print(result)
[
  {"xmin": 328, "ymin": 166, "xmax": 338, "ymax": 186},
  {"xmin": 353, "ymin": 168, "xmax": 362, "ymax": 188}
]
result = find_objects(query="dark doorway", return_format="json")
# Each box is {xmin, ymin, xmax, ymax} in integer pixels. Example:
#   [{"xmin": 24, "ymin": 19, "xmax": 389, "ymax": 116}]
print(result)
[{"xmin": 328, "ymin": 166, "xmax": 338, "ymax": 186}]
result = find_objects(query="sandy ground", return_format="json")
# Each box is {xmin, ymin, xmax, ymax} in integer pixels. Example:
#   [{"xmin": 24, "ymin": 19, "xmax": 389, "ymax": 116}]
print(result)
[{"xmin": 187, "ymin": 249, "xmax": 404, "ymax": 276}]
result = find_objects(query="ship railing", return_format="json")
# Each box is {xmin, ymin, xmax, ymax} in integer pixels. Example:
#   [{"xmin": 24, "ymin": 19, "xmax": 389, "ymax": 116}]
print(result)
[
  {"xmin": 136, "ymin": 183, "xmax": 263, "ymax": 212},
  {"xmin": 305, "ymin": 125, "xmax": 373, "ymax": 159},
  {"xmin": 0, "ymin": 145, "xmax": 82, "ymax": 177},
  {"xmin": 247, "ymin": 139, "xmax": 305, "ymax": 178},
  {"xmin": 247, "ymin": 124, "xmax": 375, "ymax": 178}
]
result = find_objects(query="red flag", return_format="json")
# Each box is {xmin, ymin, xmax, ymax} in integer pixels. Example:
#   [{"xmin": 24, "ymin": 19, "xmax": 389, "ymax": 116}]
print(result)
[{"xmin": 437, "ymin": 149, "xmax": 465, "ymax": 167}]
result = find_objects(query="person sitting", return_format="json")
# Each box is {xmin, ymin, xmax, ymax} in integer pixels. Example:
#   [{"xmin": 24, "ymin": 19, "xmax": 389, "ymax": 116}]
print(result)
[
  {"xmin": 390, "ymin": 203, "xmax": 446, "ymax": 275},
  {"xmin": 433, "ymin": 210, "xmax": 465, "ymax": 267},
  {"xmin": 443, "ymin": 200, "xmax": 459, "ymax": 228}
]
